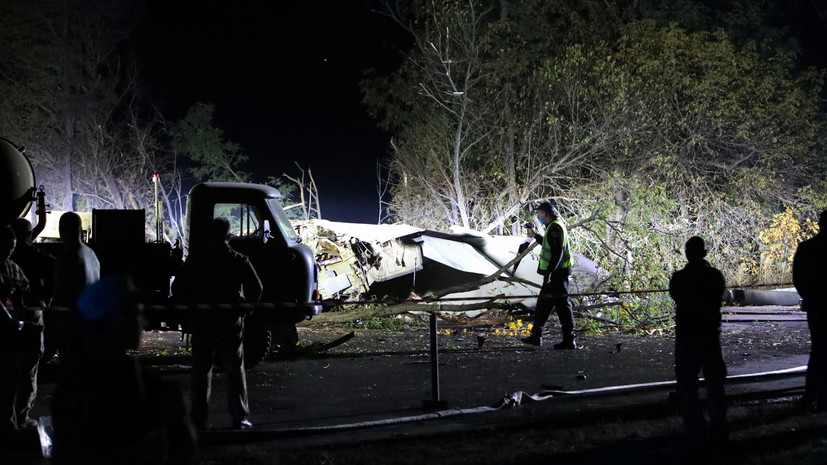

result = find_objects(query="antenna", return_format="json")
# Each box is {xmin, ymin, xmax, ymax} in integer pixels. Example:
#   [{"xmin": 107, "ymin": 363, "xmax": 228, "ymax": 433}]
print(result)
[{"xmin": 153, "ymin": 173, "xmax": 163, "ymax": 242}]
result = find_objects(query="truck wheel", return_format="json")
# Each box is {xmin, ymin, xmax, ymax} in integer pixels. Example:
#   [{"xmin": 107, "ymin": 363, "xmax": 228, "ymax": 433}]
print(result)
[
  {"xmin": 242, "ymin": 320, "xmax": 272, "ymax": 369},
  {"xmin": 269, "ymin": 323, "xmax": 300, "ymax": 357}
]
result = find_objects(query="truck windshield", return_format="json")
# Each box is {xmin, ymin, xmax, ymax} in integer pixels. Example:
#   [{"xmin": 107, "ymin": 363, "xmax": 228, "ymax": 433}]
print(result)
[
  {"xmin": 267, "ymin": 198, "xmax": 299, "ymax": 242},
  {"xmin": 214, "ymin": 203, "xmax": 262, "ymax": 239}
]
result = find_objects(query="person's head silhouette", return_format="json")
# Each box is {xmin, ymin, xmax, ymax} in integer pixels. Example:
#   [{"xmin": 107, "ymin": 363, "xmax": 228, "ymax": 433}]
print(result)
[{"xmin": 685, "ymin": 236, "xmax": 707, "ymax": 262}]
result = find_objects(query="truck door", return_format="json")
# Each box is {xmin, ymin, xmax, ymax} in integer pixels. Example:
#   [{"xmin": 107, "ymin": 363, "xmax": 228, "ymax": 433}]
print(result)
[{"xmin": 211, "ymin": 202, "xmax": 297, "ymax": 308}]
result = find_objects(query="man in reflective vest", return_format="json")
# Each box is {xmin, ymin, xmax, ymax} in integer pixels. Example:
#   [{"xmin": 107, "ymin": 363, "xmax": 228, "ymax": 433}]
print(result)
[{"xmin": 521, "ymin": 201, "xmax": 576, "ymax": 349}]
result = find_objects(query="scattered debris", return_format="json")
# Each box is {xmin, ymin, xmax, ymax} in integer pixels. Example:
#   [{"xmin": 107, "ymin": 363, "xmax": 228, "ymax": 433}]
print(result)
[{"xmin": 277, "ymin": 331, "xmax": 356, "ymax": 359}]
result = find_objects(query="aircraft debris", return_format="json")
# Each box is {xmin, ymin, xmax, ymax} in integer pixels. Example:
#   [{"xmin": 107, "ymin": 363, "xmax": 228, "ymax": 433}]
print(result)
[{"xmin": 295, "ymin": 220, "xmax": 608, "ymax": 312}]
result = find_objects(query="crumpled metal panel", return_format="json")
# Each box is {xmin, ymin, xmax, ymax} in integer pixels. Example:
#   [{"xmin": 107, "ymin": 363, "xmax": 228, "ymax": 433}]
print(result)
[{"xmin": 417, "ymin": 235, "xmax": 501, "ymax": 276}]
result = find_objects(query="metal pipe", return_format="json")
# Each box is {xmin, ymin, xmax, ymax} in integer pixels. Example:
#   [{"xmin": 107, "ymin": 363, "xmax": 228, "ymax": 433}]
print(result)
[
  {"xmin": 194, "ymin": 365, "xmax": 808, "ymax": 445},
  {"xmin": 539, "ymin": 365, "xmax": 807, "ymax": 397}
]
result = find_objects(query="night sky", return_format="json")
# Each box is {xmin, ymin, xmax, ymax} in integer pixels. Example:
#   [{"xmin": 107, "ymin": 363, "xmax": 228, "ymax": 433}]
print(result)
[{"xmin": 144, "ymin": 0, "xmax": 409, "ymax": 224}]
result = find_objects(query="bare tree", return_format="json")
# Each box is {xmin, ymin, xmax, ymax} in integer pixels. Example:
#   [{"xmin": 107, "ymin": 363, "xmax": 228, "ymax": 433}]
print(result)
[
  {"xmin": 370, "ymin": 1, "xmax": 626, "ymax": 232},
  {"xmin": 380, "ymin": 0, "xmax": 492, "ymax": 229},
  {"xmin": 375, "ymin": 159, "xmax": 393, "ymax": 224},
  {"xmin": 284, "ymin": 164, "xmax": 321, "ymax": 221},
  {"xmin": 0, "ymin": 0, "xmax": 162, "ymax": 217}
]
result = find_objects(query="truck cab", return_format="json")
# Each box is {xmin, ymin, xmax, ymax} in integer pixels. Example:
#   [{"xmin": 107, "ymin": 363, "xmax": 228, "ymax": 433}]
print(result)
[{"xmin": 184, "ymin": 182, "xmax": 322, "ymax": 323}]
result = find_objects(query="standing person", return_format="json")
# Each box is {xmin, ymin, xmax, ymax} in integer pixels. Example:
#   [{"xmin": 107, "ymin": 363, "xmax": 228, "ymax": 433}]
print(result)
[
  {"xmin": 669, "ymin": 236, "xmax": 728, "ymax": 444},
  {"xmin": 0, "ymin": 225, "xmax": 43, "ymax": 434},
  {"xmin": 51, "ymin": 276, "xmax": 197, "ymax": 465},
  {"xmin": 520, "ymin": 201, "xmax": 576, "ymax": 349},
  {"xmin": 9, "ymin": 219, "xmax": 52, "ymax": 419},
  {"xmin": 52, "ymin": 212, "xmax": 100, "ymax": 369},
  {"xmin": 173, "ymin": 218, "xmax": 262, "ymax": 430},
  {"xmin": 52, "ymin": 212, "xmax": 100, "ymax": 307},
  {"xmin": 793, "ymin": 210, "xmax": 827, "ymax": 412}
]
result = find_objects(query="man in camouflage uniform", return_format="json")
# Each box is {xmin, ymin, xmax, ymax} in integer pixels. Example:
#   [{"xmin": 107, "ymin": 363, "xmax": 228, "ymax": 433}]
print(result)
[
  {"xmin": 174, "ymin": 217, "xmax": 262, "ymax": 430},
  {"xmin": 0, "ymin": 225, "xmax": 43, "ymax": 435}
]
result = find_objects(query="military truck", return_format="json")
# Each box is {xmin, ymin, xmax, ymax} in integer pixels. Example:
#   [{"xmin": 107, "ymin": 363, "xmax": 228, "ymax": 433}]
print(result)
[{"xmin": 0, "ymin": 136, "xmax": 322, "ymax": 365}]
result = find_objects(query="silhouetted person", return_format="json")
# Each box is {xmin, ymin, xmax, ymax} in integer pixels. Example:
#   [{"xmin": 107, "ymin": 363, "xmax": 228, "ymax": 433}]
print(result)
[
  {"xmin": 793, "ymin": 210, "xmax": 827, "ymax": 412},
  {"xmin": 10, "ymin": 218, "xmax": 55, "ymax": 306},
  {"xmin": 9, "ymin": 219, "xmax": 53, "ymax": 423},
  {"xmin": 0, "ymin": 225, "xmax": 43, "ymax": 436},
  {"xmin": 520, "ymin": 201, "xmax": 576, "ymax": 349},
  {"xmin": 173, "ymin": 217, "xmax": 262, "ymax": 429},
  {"xmin": 53, "ymin": 212, "xmax": 100, "ymax": 307},
  {"xmin": 51, "ymin": 276, "xmax": 196, "ymax": 464},
  {"xmin": 669, "ymin": 236, "xmax": 728, "ymax": 444},
  {"xmin": 52, "ymin": 212, "xmax": 100, "ymax": 369}
]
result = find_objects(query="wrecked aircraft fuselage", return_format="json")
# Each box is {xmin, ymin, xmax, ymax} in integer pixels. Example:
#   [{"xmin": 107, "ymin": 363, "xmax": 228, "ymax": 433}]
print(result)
[{"xmin": 297, "ymin": 220, "xmax": 606, "ymax": 309}]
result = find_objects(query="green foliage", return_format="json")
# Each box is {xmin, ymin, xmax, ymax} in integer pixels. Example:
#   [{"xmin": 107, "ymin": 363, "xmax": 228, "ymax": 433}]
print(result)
[
  {"xmin": 744, "ymin": 207, "xmax": 819, "ymax": 283},
  {"xmin": 265, "ymin": 176, "xmax": 304, "ymax": 221},
  {"xmin": 169, "ymin": 103, "xmax": 250, "ymax": 183},
  {"xmin": 612, "ymin": 19, "xmax": 824, "ymax": 203},
  {"xmin": 567, "ymin": 172, "xmax": 683, "ymax": 294},
  {"xmin": 580, "ymin": 296, "xmax": 675, "ymax": 335},
  {"xmin": 364, "ymin": 0, "xmax": 827, "ymax": 309},
  {"xmin": 631, "ymin": 294, "xmax": 676, "ymax": 330}
]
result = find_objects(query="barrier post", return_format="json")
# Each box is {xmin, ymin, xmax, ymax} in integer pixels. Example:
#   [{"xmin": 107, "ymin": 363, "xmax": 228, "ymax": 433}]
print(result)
[{"xmin": 424, "ymin": 312, "xmax": 448, "ymax": 410}]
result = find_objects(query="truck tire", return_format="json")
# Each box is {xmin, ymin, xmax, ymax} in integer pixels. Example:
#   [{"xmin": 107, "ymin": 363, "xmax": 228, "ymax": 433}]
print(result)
[
  {"xmin": 242, "ymin": 316, "xmax": 272, "ymax": 369},
  {"xmin": 269, "ymin": 323, "xmax": 300, "ymax": 357}
]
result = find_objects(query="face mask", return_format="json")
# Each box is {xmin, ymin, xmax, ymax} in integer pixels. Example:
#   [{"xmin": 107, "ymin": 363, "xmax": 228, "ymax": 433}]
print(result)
[{"xmin": 538, "ymin": 216, "xmax": 548, "ymax": 225}]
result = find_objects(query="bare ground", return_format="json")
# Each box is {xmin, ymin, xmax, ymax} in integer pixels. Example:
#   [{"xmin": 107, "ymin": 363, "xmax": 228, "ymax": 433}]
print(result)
[{"xmin": 134, "ymin": 309, "xmax": 824, "ymax": 465}]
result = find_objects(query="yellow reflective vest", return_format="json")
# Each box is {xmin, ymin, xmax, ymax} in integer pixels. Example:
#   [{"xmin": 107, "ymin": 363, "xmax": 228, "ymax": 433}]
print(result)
[{"xmin": 538, "ymin": 218, "xmax": 571, "ymax": 273}]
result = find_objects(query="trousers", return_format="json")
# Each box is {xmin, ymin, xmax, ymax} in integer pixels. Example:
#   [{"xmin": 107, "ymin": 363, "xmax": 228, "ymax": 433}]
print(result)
[
  {"xmin": 675, "ymin": 333, "xmax": 728, "ymax": 441},
  {"xmin": 532, "ymin": 268, "xmax": 574, "ymax": 340},
  {"xmin": 805, "ymin": 307, "xmax": 827, "ymax": 410},
  {"xmin": 190, "ymin": 315, "xmax": 249, "ymax": 428}
]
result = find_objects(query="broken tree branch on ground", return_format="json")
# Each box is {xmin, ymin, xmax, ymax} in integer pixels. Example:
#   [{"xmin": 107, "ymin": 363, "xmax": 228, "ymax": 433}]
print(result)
[{"xmin": 300, "ymin": 298, "xmax": 631, "ymax": 329}]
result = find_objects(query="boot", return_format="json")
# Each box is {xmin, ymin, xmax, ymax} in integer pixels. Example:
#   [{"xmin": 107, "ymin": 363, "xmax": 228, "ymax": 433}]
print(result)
[
  {"xmin": 520, "ymin": 334, "xmax": 541, "ymax": 346},
  {"xmin": 553, "ymin": 339, "xmax": 577, "ymax": 350}
]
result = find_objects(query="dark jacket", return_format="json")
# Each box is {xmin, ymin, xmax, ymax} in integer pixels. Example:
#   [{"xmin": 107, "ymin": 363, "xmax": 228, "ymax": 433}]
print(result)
[
  {"xmin": 11, "ymin": 240, "xmax": 55, "ymax": 305},
  {"xmin": 793, "ymin": 233, "xmax": 827, "ymax": 311},
  {"xmin": 173, "ymin": 243, "xmax": 262, "ymax": 322},
  {"xmin": 53, "ymin": 243, "xmax": 100, "ymax": 307},
  {"xmin": 669, "ymin": 259, "xmax": 726, "ymax": 337}
]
